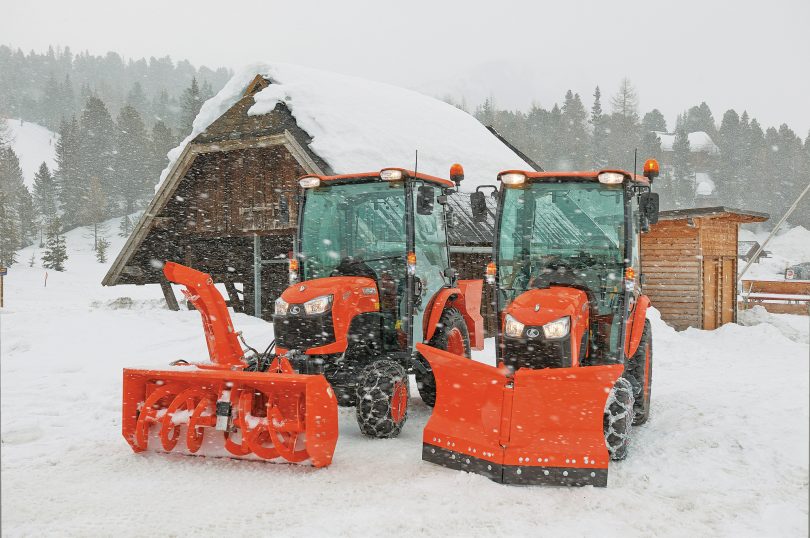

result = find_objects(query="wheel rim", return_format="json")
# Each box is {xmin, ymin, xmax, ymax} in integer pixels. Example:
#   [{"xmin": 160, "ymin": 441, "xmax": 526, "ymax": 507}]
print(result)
[
  {"xmin": 390, "ymin": 381, "xmax": 407, "ymax": 423},
  {"xmin": 446, "ymin": 327, "xmax": 465, "ymax": 356}
]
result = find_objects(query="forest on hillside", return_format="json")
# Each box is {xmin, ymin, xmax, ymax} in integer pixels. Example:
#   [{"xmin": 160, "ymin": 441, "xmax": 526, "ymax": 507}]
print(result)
[{"xmin": 1, "ymin": 45, "xmax": 808, "ymax": 269}]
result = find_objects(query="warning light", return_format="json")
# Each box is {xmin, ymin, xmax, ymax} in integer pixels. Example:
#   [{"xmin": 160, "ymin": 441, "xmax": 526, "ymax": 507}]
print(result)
[
  {"xmin": 485, "ymin": 261, "xmax": 497, "ymax": 285},
  {"xmin": 643, "ymin": 159, "xmax": 660, "ymax": 180},
  {"xmin": 407, "ymin": 252, "xmax": 417, "ymax": 275},
  {"xmin": 450, "ymin": 163, "xmax": 464, "ymax": 186}
]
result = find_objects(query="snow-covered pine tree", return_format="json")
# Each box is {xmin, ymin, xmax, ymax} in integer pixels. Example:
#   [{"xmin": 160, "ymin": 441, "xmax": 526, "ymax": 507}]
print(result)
[
  {"xmin": 119, "ymin": 214, "xmax": 132, "ymax": 237},
  {"xmin": 33, "ymin": 162, "xmax": 58, "ymax": 233},
  {"xmin": 589, "ymin": 86, "xmax": 607, "ymax": 169},
  {"xmin": 126, "ymin": 82, "xmax": 151, "ymax": 126},
  {"xmin": 96, "ymin": 237, "xmax": 109, "ymax": 263},
  {"xmin": 179, "ymin": 77, "xmax": 203, "ymax": 136},
  {"xmin": 717, "ymin": 109, "xmax": 743, "ymax": 206},
  {"xmin": 77, "ymin": 96, "xmax": 116, "ymax": 221},
  {"xmin": 82, "ymin": 177, "xmax": 108, "ymax": 250},
  {"xmin": 42, "ymin": 218, "xmax": 67, "ymax": 271},
  {"xmin": 54, "ymin": 117, "xmax": 83, "ymax": 225},
  {"xmin": 642, "ymin": 109, "xmax": 667, "ymax": 133},
  {"xmin": 672, "ymin": 124, "xmax": 693, "ymax": 208},
  {"xmin": 150, "ymin": 120, "xmax": 174, "ymax": 186},
  {"xmin": 114, "ymin": 105, "xmax": 151, "ymax": 214},
  {"xmin": 0, "ymin": 189, "xmax": 19, "ymax": 266},
  {"xmin": 28, "ymin": 251, "xmax": 36, "ymax": 267},
  {"xmin": 561, "ymin": 90, "xmax": 588, "ymax": 169}
]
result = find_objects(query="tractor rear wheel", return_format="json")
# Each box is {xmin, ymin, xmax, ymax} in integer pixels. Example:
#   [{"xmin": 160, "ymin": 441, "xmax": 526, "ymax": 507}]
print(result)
[
  {"xmin": 629, "ymin": 320, "xmax": 653, "ymax": 425},
  {"xmin": 355, "ymin": 359, "xmax": 409, "ymax": 438},
  {"xmin": 603, "ymin": 377, "xmax": 635, "ymax": 461},
  {"xmin": 417, "ymin": 308, "xmax": 471, "ymax": 407}
]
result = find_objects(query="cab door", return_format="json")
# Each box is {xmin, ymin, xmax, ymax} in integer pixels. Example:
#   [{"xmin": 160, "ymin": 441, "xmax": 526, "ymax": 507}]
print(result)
[{"xmin": 411, "ymin": 182, "xmax": 450, "ymax": 344}]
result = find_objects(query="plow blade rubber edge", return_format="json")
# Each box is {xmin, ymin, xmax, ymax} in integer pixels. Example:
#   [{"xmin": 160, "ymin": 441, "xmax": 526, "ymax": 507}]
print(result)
[
  {"xmin": 417, "ymin": 343, "xmax": 623, "ymax": 486},
  {"xmin": 122, "ymin": 367, "xmax": 339, "ymax": 467}
]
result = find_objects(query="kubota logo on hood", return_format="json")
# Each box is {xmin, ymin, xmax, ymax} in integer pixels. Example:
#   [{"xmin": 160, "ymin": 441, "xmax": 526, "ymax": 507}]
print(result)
[{"xmin": 299, "ymin": 285, "xmax": 306, "ymax": 292}]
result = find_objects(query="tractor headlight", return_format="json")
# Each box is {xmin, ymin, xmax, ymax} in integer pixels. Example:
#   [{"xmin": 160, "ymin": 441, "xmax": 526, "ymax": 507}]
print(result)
[
  {"xmin": 274, "ymin": 297, "xmax": 289, "ymax": 315},
  {"xmin": 504, "ymin": 314, "xmax": 525, "ymax": 337},
  {"xmin": 304, "ymin": 295, "xmax": 333, "ymax": 315},
  {"xmin": 542, "ymin": 316, "xmax": 570, "ymax": 339}
]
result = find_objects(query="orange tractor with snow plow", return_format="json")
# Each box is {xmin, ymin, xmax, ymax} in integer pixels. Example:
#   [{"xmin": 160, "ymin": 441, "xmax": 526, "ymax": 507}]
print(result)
[
  {"xmin": 418, "ymin": 161, "xmax": 660, "ymax": 486},
  {"xmin": 122, "ymin": 167, "xmax": 484, "ymax": 465}
]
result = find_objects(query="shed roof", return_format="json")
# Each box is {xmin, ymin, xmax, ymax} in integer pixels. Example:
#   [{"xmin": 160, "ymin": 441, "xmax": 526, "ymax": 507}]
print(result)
[{"xmin": 657, "ymin": 206, "xmax": 769, "ymax": 223}]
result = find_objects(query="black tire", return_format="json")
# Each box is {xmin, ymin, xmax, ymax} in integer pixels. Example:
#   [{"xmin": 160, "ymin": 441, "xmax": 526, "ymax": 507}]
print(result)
[
  {"xmin": 332, "ymin": 385, "xmax": 357, "ymax": 407},
  {"xmin": 416, "ymin": 308, "xmax": 471, "ymax": 407},
  {"xmin": 603, "ymin": 376, "xmax": 635, "ymax": 461},
  {"xmin": 355, "ymin": 359, "xmax": 409, "ymax": 438},
  {"xmin": 628, "ymin": 320, "xmax": 653, "ymax": 425}
]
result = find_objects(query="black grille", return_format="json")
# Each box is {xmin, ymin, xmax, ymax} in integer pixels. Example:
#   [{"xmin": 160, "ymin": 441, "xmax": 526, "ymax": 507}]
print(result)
[
  {"xmin": 502, "ymin": 330, "xmax": 572, "ymax": 370},
  {"xmin": 272, "ymin": 309, "xmax": 335, "ymax": 350}
]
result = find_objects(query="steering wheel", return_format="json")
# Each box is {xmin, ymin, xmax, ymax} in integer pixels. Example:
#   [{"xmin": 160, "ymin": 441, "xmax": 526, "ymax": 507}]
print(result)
[
  {"xmin": 530, "ymin": 258, "xmax": 582, "ymax": 289},
  {"xmin": 331, "ymin": 256, "xmax": 377, "ymax": 279}
]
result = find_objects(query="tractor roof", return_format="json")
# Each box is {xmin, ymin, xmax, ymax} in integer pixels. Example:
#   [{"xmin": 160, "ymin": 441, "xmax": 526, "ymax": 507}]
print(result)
[
  {"xmin": 498, "ymin": 169, "xmax": 650, "ymax": 186},
  {"xmin": 300, "ymin": 168, "xmax": 454, "ymax": 188}
]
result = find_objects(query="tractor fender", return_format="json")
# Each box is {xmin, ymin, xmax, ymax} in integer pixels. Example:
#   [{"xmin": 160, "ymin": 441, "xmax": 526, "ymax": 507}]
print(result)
[
  {"xmin": 423, "ymin": 280, "xmax": 485, "ymax": 350},
  {"xmin": 624, "ymin": 294, "xmax": 651, "ymax": 357}
]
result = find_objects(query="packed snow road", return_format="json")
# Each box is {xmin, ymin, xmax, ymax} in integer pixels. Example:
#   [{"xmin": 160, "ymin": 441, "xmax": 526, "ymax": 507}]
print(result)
[{"xmin": 1, "ymin": 228, "xmax": 808, "ymax": 537}]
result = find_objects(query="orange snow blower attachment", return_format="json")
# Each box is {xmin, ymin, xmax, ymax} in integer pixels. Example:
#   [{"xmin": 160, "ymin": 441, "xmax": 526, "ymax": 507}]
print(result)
[
  {"xmin": 417, "ymin": 344, "xmax": 622, "ymax": 486},
  {"xmin": 121, "ymin": 262, "xmax": 338, "ymax": 467}
]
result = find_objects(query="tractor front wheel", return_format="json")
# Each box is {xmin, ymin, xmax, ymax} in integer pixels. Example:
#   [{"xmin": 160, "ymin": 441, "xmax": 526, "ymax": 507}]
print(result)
[
  {"xmin": 628, "ymin": 320, "xmax": 653, "ymax": 425},
  {"xmin": 604, "ymin": 376, "xmax": 635, "ymax": 461},
  {"xmin": 417, "ymin": 308, "xmax": 471, "ymax": 407},
  {"xmin": 355, "ymin": 360, "xmax": 409, "ymax": 438}
]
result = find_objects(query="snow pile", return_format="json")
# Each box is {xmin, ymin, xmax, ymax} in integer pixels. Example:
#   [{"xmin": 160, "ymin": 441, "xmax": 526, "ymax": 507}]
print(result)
[
  {"xmin": 694, "ymin": 172, "xmax": 715, "ymax": 195},
  {"xmin": 1, "ymin": 226, "xmax": 808, "ymax": 536},
  {"xmin": 740, "ymin": 225, "xmax": 810, "ymax": 280},
  {"xmin": 738, "ymin": 305, "xmax": 809, "ymax": 344},
  {"xmin": 2, "ymin": 118, "xmax": 59, "ymax": 189},
  {"xmin": 157, "ymin": 63, "xmax": 530, "ymax": 192},
  {"xmin": 656, "ymin": 130, "xmax": 720, "ymax": 154}
]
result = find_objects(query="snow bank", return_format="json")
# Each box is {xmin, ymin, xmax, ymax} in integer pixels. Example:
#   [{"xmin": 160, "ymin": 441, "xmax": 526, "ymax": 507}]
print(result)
[
  {"xmin": 3, "ymin": 118, "xmax": 59, "ymax": 189},
  {"xmin": 1, "ymin": 226, "xmax": 807, "ymax": 536},
  {"xmin": 741, "ymin": 225, "xmax": 810, "ymax": 280},
  {"xmin": 738, "ymin": 305, "xmax": 809, "ymax": 344},
  {"xmin": 157, "ymin": 62, "xmax": 529, "ymax": 193}
]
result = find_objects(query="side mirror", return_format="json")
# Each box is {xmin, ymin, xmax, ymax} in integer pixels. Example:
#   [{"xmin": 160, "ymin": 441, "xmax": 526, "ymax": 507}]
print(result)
[
  {"xmin": 416, "ymin": 185, "xmax": 434, "ymax": 215},
  {"xmin": 470, "ymin": 191, "xmax": 487, "ymax": 222},
  {"xmin": 639, "ymin": 192, "xmax": 659, "ymax": 225}
]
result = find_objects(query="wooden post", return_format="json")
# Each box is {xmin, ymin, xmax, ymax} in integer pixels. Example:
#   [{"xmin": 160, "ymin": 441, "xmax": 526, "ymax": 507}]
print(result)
[
  {"xmin": 253, "ymin": 234, "xmax": 262, "ymax": 318},
  {"xmin": 160, "ymin": 279, "xmax": 180, "ymax": 311},
  {"xmin": 0, "ymin": 266, "xmax": 6, "ymax": 308}
]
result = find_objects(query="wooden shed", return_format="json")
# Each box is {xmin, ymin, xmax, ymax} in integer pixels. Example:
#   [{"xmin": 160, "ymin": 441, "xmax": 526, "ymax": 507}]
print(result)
[{"xmin": 641, "ymin": 207, "xmax": 768, "ymax": 330}]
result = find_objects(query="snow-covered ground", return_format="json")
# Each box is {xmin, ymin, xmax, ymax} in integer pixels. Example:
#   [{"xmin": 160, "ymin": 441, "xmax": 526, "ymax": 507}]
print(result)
[
  {"xmin": 740, "ymin": 225, "xmax": 810, "ymax": 281},
  {"xmin": 2, "ymin": 118, "xmax": 59, "ymax": 189},
  {"xmin": 1, "ymin": 221, "xmax": 808, "ymax": 537}
]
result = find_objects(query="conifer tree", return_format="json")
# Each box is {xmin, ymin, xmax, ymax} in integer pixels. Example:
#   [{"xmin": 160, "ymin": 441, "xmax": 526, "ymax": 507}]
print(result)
[
  {"xmin": 561, "ymin": 90, "xmax": 588, "ymax": 169},
  {"xmin": 641, "ymin": 109, "xmax": 667, "ymax": 133},
  {"xmin": 83, "ymin": 177, "xmax": 108, "ymax": 250},
  {"xmin": 114, "ymin": 105, "xmax": 150, "ymax": 213},
  {"xmin": 33, "ymin": 162, "xmax": 58, "ymax": 227},
  {"xmin": 42, "ymin": 217, "xmax": 67, "ymax": 271},
  {"xmin": 54, "ymin": 117, "xmax": 83, "ymax": 225},
  {"xmin": 96, "ymin": 237, "xmax": 110, "ymax": 263},
  {"xmin": 180, "ymin": 77, "xmax": 203, "ymax": 135},
  {"xmin": 589, "ymin": 86, "xmax": 607, "ymax": 169},
  {"xmin": 119, "ymin": 214, "xmax": 133, "ymax": 237},
  {"xmin": 672, "ymin": 125, "xmax": 693, "ymax": 207},
  {"xmin": 0, "ymin": 189, "xmax": 19, "ymax": 266},
  {"xmin": 77, "ymin": 96, "xmax": 116, "ymax": 216},
  {"xmin": 150, "ymin": 120, "xmax": 174, "ymax": 183}
]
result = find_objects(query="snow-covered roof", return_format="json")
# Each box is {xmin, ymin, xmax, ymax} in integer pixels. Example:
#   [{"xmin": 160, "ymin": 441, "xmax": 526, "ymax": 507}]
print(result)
[
  {"xmin": 160, "ymin": 62, "xmax": 530, "ymax": 192},
  {"xmin": 655, "ymin": 131, "xmax": 720, "ymax": 155}
]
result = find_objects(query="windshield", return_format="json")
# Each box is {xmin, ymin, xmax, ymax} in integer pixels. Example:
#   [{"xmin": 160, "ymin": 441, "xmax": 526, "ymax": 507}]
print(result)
[
  {"xmin": 300, "ymin": 181, "xmax": 406, "ymax": 280},
  {"xmin": 498, "ymin": 181, "xmax": 626, "ymax": 317}
]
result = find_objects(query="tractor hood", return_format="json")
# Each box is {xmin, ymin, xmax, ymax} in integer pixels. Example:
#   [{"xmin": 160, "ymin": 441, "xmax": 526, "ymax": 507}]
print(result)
[
  {"xmin": 275, "ymin": 276, "xmax": 379, "ymax": 355},
  {"xmin": 279, "ymin": 276, "xmax": 377, "ymax": 305},
  {"xmin": 504, "ymin": 286, "xmax": 589, "ymax": 326}
]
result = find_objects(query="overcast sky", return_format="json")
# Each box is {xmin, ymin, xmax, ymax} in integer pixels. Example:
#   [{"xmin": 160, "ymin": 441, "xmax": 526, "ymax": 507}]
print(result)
[{"xmin": 4, "ymin": 0, "xmax": 810, "ymax": 134}]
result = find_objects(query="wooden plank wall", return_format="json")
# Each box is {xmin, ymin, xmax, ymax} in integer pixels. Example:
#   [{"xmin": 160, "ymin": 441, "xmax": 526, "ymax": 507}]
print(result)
[
  {"xmin": 641, "ymin": 221, "xmax": 702, "ymax": 330},
  {"xmin": 699, "ymin": 220, "xmax": 738, "ymax": 328},
  {"xmin": 183, "ymin": 146, "xmax": 303, "ymax": 235}
]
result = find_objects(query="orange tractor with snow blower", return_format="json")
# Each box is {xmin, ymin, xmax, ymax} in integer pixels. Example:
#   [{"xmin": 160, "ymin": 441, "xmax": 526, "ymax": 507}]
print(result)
[
  {"xmin": 418, "ymin": 161, "xmax": 660, "ymax": 486},
  {"xmin": 122, "ymin": 167, "xmax": 483, "ymax": 466}
]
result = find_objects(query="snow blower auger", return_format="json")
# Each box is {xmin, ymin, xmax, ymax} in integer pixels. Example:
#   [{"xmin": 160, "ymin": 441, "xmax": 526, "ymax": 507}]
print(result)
[
  {"xmin": 420, "ymin": 161, "xmax": 661, "ymax": 486},
  {"xmin": 122, "ymin": 262, "xmax": 339, "ymax": 467}
]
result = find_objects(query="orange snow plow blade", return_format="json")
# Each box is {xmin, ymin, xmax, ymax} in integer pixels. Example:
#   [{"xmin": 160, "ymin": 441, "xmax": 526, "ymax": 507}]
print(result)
[
  {"xmin": 417, "ymin": 343, "xmax": 622, "ymax": 486},
  {"xmin": 121, "ymin": 261, "xmax": 338, "ymax": 467}
]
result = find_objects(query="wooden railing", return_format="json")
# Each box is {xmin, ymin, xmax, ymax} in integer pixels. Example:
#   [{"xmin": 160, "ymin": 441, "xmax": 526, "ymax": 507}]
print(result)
[{"xmin": 739, "ymin": 280, "xmax": 810, "ymax": 315}]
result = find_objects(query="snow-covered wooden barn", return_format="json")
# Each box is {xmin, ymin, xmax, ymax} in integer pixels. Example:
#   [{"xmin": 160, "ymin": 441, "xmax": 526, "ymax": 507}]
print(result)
[{"xmin": 102, "ymin": 64, "xmax": 529, "ymax": 318}]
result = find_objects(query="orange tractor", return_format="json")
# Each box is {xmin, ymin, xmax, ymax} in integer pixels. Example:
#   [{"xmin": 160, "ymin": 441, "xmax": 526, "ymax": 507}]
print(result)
[
  {"xmin": 122, "ymin": 167, "xmax": 483, "ymax": 465},
  {"xmin": 418, "ymin": 161, "xmax": 660, "ymax": 486}
]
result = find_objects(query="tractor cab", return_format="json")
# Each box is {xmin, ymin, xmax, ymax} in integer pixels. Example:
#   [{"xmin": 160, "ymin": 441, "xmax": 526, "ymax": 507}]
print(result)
[{"xmin": 476, "ymin": 166, "xmax": 659, "ymax": 370}]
